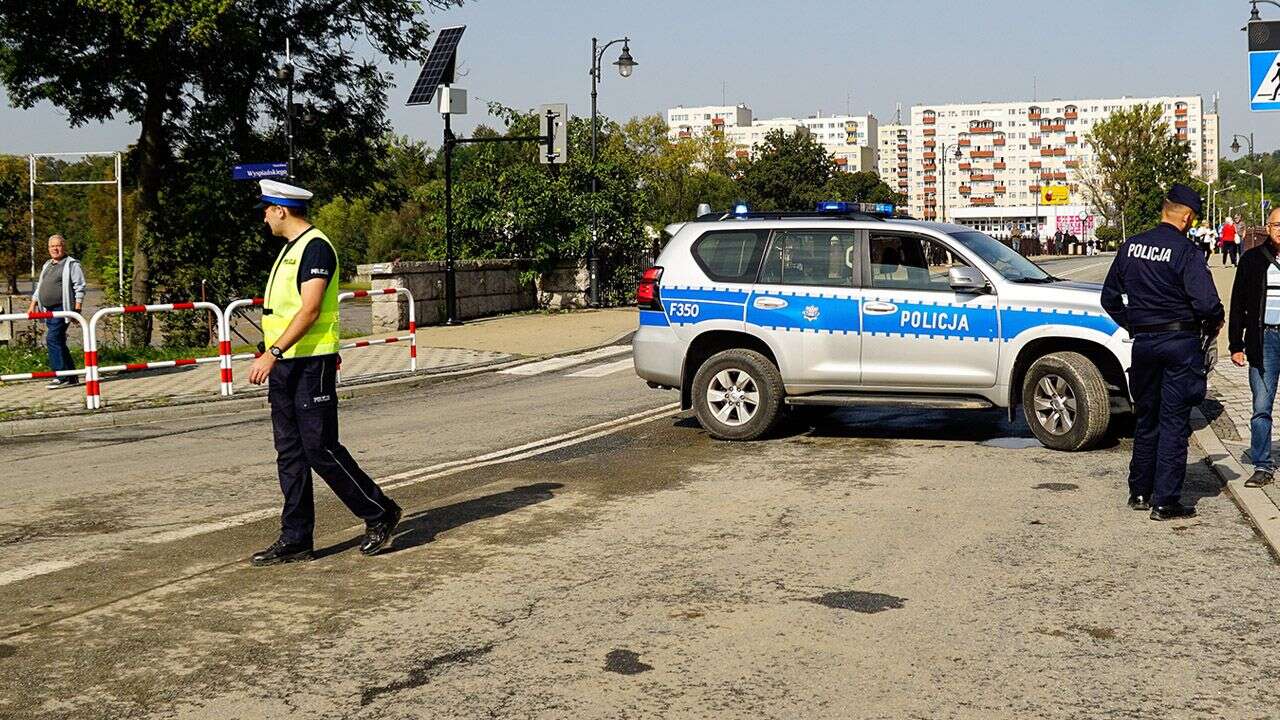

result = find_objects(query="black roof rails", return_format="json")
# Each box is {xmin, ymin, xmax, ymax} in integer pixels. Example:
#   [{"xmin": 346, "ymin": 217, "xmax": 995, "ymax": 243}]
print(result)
[{"xmin": 690, "ymin": 210, "xmax": 886, "ymax": 223}]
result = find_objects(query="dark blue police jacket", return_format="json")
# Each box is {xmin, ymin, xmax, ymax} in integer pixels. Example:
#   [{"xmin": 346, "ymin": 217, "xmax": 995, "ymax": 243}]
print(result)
[{"xmin": 1101, "ymin": 222, "xmax": 1223, "ymax": 332}]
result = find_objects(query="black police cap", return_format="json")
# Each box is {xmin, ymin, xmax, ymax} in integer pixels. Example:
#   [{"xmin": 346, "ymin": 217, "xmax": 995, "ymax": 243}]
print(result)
[{"xmin": 1166, "ymin": 183, "xmax": 1203, "ymax": 216}]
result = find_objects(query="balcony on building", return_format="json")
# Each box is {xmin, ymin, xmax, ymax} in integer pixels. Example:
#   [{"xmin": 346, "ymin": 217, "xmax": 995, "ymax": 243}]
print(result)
[
  {"xmin": 1175, "ymin": 103, "xmax": 1188, "ymax": 117},
  {"xmin": 959, "ymin": 185, "xmax": 972, "ymax": 194},
  {"xmin": 835, "ymin": 157, "xmax": 848, "ymax": 167},
  {"xmin": 898, "ymin": 171, "xmax": 908, "ymax": 179},
  {"xmin": 993, "ymin": 161, "xmax": 1007, "ymax": 169},
  {"xmin": 1041, "ymin": 122, "xmax": 1066, "ymax": 132},
  {"xmin": 971, "ymin": 150, "xmax": 994, "ymax": 158},
  {"xmin": 994, "ymin": 185, "xmax": 1007, "ymax": 193},
  {"xmin": 924, "ymin": 151, "xmax": 936, "ymax": 159},
  {"xmin": 969, "ymin": 122, "xmax": 995, "ymax": 134},
  {"xmin": 958, "ymin": 162, "xmax": 972, "ymax": 170},
  {"xmin": 1064, "ymin": 110, "xmax": 1079, "ymax": 120},
  {"xmin": 677, "ymin": 129, "xmax": 691, "ymax": 139},
  {"xmin": 924, "ymin": 139, "xmax": 936, "ymax": 148},
  {"xmin": 1029, "ymin": 184, "xmax": 1041, "ymax": 192},
  {"xmin": 993, "ymin": 137, "xmax": 1006, "ymax": 146},
  {"xmin": 1040, "ymin": 148, "xmax": 1054, "ymax": 156},
  {"xmin": 1029, "ymin": 136, "xmax": 1042, "ymax": 146},
  {"xmin": 898, "ymin": 143, "xmax": 908, "ymax": 151},
  {"xmin": 1065, "ymin": 135, "xmax": 1078, "ymax": 144},
  {"xmin": 1052, "ymin": 172, "xmax": 1067, "ymax": 181},
  {"xmin": 1064, "ymin": 159, "xmax": 1080, "ymax": 168},
  {"xmin": 924, "ymin": 187, "xmax": 937, "ymax": 195},
  {"xmin": 972, "ymin": 197, "xmax": 995, "ymax": 206},
  {"xmin": 924, "ymin": 162, "xmax": 937, "ymax": 171},
  {"xmin": 923, "ymin": 174, "xmax": 937, "ymax": 182},
  {"xmin": 922, "ymin": 112, "xmax": 936, "ymax": 125},
  {"xmin": 735, "ymin": 149, "xmax": 748, "ymax": 158},
  {"xmin": 970, "ymin": 173, "xmax": 995, "ymax": 182},
  {"xmin": 1028, "ymin": 106, "xmax": 1042, "ymax": 120},
  {"xmin": 958, "ymin": 138, "xmax": 971, "ymax": 146},
  {"xmin": 1029, "ymin": 160, "xmax": 1042, "ymax": 169},
  {"xmin": 1175, "ymin": 120, "xmax": 1188, "ymax": 129},
  {"xmin": 923, "ymin": 128, "xmax": 936, "ymax": 136}
]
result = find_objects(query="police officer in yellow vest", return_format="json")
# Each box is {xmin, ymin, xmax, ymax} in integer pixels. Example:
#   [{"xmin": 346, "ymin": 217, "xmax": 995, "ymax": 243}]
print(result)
[{"xmin": 247, "ymin": 179, "xmax": 402, "ymax": 566}]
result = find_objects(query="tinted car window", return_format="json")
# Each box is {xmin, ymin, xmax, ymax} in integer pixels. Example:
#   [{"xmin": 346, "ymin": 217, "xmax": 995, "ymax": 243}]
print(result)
[
  {"xmin": 692, "ymin": 230, "xmax": 768, "ymax": 283},
  {"xmin": 869, "ymin": 233, "xmax": 970, "ymax": 291},
  {"xmin": 759, "ymin": 231, "xmax": 859, "ymax": 287}
]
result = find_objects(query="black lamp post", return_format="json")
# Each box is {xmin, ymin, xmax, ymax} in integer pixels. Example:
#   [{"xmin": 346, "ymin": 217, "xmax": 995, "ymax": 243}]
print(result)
[
  {"xmin": 938, "ymin": 142, "xmax": 963, "ymax": 223},
  {"xmin": 1231, "ymin": 132, "xmax": 1256, "ymax": 157},
  {"xmin": 589, "ymin": 36, "xmax": 636, "ymax": 306},
  {"xmin": 277, "ymin": 38, "xmax": 297, "ymax": 179}
]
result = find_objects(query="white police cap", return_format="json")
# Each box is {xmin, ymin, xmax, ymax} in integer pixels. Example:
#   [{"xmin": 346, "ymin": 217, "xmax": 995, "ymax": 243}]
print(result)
[{"xmin": 258, "ymin": 179, "xmax": 313, "ymax": 208}]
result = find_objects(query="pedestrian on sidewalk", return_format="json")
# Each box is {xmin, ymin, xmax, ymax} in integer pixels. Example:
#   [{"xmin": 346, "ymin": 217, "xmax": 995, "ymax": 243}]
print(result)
[
  {"xmin": 1221, "ymin": 217, "xmax": 1239, "ymax": 267},
  {"xmin": 1102, "ymin": 184, "xmax": 1223, "ymax": 520},
  {"xmin": 247, "ymin": 179, "xmax": 402, "ymax": 566},
  {"xmin": 26, "ymin": 234, "xmax": 85, "ymax": 389},
  {"xmin": 1229, "ymin": 207, "xmax": 1280, "ymax": 487}
]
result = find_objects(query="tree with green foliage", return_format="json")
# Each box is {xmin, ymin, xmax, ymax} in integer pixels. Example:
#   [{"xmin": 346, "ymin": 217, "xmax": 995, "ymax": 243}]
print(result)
[
  {"xmin": 622, "ymin": 115, "xmax": 738, "ymax": 228},
  {"xmin": 0, "ymin": 157, "xmax": 25, "ymax": 293},
  {"xmin": 822, "ymin": 170, "xmax": 906, "ymax": 207},
  {"xmin": 1078, "ymin": 104, "xmax": 1192, "ymax": 236},
  {"xmin": 0, "ymin": 0, "xmax": 461, "ymax": 344},
  {"xmin": 737, "ymin": 129, "xmax": 835, "ymax": 211},
  {"xmin": 1217, "ymin": 150, "xmax": 1279, "ymax": 229}
]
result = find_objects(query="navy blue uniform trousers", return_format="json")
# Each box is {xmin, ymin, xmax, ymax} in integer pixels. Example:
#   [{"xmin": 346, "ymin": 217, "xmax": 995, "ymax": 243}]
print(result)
[
  {"xmin": 1127, "ymin": 331, "xmax": 1206, "ymax": 506},
  {"xmin": 269, "ymin": 354, "xmax": 396, "ymax": 545}
]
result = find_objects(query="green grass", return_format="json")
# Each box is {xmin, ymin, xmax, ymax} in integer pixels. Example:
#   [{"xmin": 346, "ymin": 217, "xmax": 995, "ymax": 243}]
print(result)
[
  {"xmin": 0, "ymin": 343, "xmax": 256, "ymax": 376},
  {"xmin": 339, "ymin": 279, "xmax": 372, "ymax": 292}
]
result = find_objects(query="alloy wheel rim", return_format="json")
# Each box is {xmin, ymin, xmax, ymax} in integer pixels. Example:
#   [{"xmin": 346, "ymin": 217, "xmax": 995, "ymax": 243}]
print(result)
[
  {"xmin": 1033, "ymin": 373, "xmax": 1077, "ymax": 436},
  {"xmin": 706, "ymin": 368, "xmax": 760, "ymax": 427}
]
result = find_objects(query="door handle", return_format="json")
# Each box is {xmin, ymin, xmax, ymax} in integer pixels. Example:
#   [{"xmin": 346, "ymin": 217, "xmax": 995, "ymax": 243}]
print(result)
[
  {"xmin": 753, "ymin": 296, "xmax": 789, "ymax": 310},
  {"xmin": 863, "ymin": 301, "xmax": 897, "ymax": 315}
]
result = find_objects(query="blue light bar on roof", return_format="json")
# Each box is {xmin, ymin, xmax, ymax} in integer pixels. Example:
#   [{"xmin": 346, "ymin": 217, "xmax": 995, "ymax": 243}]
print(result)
[
  {"xmin": 816, "ymin": 201, "xmax": 895, "ymax": 216},
  {"xmin": 732, "ymin": 201, "xmax": 750, "ymax": 216}
]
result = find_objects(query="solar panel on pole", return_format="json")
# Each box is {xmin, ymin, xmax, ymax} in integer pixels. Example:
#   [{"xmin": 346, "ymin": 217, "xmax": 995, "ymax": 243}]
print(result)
[{"xmin": 406, "ymin": 25, "xmax": 466, "ymax": 107}]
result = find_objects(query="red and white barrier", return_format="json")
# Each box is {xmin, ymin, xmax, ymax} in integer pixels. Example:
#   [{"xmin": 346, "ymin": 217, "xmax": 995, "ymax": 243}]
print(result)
[
  {"xmin": 0, "ymin": 310, "xmax": 93, "ymax": 409},
  {"xmin": 220, "ymin": 298, "xmax": 264, "ymax": 396},
  {"xmin": 87, "ymin": 301, "xmax": 226, "ymax": 409},
  {"xmin": 337, "ymin": 288, "xmax": 417, "ymax": 382}
]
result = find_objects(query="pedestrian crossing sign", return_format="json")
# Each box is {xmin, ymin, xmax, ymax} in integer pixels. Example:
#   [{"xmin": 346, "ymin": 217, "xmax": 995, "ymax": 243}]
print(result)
[{"xmin": 1250, "ymin": 51, "xmax": 1280, "ymax": 111}]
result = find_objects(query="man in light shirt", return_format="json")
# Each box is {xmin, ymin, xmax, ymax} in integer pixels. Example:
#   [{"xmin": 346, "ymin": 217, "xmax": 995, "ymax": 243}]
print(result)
[
  {"xmin": 1229, "ymin": 207, "xmax": 1280, "ymax": 486},
  {"xmin": 26, "ymin": 235, "xmax": 87, "ymax": 388}
]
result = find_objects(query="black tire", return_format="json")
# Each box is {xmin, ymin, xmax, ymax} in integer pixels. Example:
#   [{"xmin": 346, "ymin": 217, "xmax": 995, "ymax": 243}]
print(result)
[
  {"xmin": 1021, "ymin": 351, "xmax": 1110, "ymax": 451},
  {"xmin": 691, "ymin": 349, "xmax": 785, "ymax": 440}
]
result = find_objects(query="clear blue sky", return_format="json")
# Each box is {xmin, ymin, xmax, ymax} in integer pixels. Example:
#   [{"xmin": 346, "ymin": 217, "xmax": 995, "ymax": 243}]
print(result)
[{"xmin": 1, "ymin": 0, "xmax": 1273, "ymax": 159}]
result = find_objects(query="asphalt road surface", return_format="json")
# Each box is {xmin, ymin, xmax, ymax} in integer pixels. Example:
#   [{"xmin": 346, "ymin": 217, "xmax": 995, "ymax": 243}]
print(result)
[{"xmin": 3, "ymin": 255, "xmax": 1279, "ymax": 719}]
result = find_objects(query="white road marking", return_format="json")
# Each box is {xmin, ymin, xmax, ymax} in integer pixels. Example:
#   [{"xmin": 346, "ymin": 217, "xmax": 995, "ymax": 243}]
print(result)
[
  {"xmin": 0, "ymin": 560, "xmax": 76, "ymax": 587},
  {"xmin": 1053, "ymin": 260, "xmax": 1110, "ymax": 278},
  {"xmin": 498, "ymin": 346, "xmax": 631, "ymax": 376},
  {"xmin": 0, "ymin": 402, "xmax": 680, "ymax": 587},
  {"xmin": 566, "ymin": 358, "xmax": 635, "ymax": 378}
]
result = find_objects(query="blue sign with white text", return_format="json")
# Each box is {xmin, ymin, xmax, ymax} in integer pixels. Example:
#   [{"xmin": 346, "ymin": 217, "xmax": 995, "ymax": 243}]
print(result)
[
  {"xmin": 232, "ymin": 162, "xmax": 289, "ymax": 181},
  {"xmin": 1250, "ymin": 51, "xmax": 1280, "ymax": 111}
]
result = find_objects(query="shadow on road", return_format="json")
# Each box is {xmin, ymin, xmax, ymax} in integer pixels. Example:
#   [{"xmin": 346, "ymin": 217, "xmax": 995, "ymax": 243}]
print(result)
[{"xmin": 373, "ymin": 482, "xmax": 565, "ymax": 555}]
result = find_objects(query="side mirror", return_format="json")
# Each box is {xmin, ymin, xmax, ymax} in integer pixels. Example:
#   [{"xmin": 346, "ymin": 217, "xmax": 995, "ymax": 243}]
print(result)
[{"xmin": 948, "ymin": 266, "xmax": 988, "ymax": 293}]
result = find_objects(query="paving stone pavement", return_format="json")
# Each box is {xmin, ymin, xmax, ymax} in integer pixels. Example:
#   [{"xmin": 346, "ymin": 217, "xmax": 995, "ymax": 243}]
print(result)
[
  {"xmin": 0, "ymin": 337, "xmax": 512, "ymax": 417},
  {"xmin": 1206, "ymin": 360, "xmax": 1280, "ymax": 511}
]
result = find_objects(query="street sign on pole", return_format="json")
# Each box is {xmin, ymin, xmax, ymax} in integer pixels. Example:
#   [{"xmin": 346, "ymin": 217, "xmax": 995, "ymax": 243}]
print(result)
[
  {"xmin": 1248, "ymin": 20, "xmax": 1280, "ymax": 111},
  {"xmin": 232, "ymin": 163, "xmax": 289, "ymax": 181}
]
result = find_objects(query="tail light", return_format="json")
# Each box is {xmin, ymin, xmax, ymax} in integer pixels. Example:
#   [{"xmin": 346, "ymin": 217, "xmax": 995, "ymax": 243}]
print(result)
[{"xmin": 636, "ymin": 266, "xmax": 663, "ymax": 310}]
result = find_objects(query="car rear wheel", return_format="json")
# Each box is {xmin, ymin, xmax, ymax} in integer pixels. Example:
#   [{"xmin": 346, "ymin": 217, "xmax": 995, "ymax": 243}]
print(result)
[
  {"xmin": 1021, "ymin": 351, "xmax": 1110, "ymax": 451},
  {"xmin": 692, "ymin": 349, "xmax": 784, "ymax": 441}
]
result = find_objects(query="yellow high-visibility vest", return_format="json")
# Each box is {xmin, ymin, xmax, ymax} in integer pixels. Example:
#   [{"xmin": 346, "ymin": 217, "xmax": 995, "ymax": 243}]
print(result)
[{"xmin": 262, "ymin": 227, "xmax": 341, "ymax": 358}]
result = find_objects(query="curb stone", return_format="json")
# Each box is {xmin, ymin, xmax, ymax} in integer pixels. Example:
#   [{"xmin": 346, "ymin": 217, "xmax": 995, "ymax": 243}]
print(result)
[
  {"xmin": 1191, "ymin": 407, "xmax": 1280, "ymax": 562},
  {"xmin": 0, "ymin": 329, "xmax": 637, "ymax": 439}
]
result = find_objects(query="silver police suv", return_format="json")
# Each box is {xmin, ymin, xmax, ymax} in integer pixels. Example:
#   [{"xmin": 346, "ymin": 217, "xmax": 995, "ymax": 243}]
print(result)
[{"xmin": 633, "ymin": 203, "xmax": 1133, "ymax": 451}]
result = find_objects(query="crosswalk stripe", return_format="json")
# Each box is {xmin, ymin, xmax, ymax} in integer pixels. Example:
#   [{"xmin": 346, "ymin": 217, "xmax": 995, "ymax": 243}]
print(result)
[
  {"xmin": 566, "ymin": 358, "xmax": 635, "ymax": 378},
  {"xmin": 498, "ymin": 345, "xmax": 631, "ymax": 376}
]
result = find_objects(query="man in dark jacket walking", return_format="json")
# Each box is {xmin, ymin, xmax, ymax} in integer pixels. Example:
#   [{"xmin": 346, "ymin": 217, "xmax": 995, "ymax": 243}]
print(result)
[{"xmin": 1229, "ymin": 207, "xmax": 1280, "ymax": 487}]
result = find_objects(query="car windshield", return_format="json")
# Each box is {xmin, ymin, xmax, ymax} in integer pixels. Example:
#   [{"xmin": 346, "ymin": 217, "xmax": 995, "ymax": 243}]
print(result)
[{"xmin": 949, "ymin": 231, "xmax": 1054, "ymax": 283}]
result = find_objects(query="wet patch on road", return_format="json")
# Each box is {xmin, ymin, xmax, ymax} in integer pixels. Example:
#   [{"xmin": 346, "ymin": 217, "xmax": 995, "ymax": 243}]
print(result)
[
  {"xmin": 807, "ymin": 590, "xmax": 906, "ymax": 613},
  {"xmin": 979, "ymin": 437, "xmax": 1041, "ymax": 449},
  {"xmin": 603, "ymin": 649, "xmax": 653, "ymax": 675},
  {"xmin": 1033, "ymin": 482, "xmax": 1080, "ymax": 492},
  {"xmin": 359, "ymin": 644, "xmax": 495, "ymax": 706}
]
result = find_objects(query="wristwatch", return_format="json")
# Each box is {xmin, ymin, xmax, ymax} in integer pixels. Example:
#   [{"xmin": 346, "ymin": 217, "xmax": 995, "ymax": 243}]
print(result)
[{"xmin": 269, "ymin": 345, "xmax": 284, "ymax": 359}]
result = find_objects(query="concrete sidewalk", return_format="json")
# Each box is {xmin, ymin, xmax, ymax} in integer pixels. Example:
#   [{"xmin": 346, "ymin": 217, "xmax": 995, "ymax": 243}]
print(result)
[{"xmin": 0, "ymin": 308, "xmax": 638, "ymax": 423}]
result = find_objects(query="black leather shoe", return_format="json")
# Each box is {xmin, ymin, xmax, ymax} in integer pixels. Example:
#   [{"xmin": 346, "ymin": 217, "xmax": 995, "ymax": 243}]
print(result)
[
  {"xmin": 251, "ymin": 538, "xmax": 314, "ymax": 566},
  {"xmin": 1245, "ymin": 470, "xmax": 1275, "ymax": 488},
  {"xmin": 1150, "ymin": 504, "xmax": 1196, "ymax": 521},
  {"xmin": 360, "ymin": 505, "xmax": 402, "ymax": 556},
  {"xmin": 1127, "ymin": 494, "xmax": 1151, "ymax": 511}
]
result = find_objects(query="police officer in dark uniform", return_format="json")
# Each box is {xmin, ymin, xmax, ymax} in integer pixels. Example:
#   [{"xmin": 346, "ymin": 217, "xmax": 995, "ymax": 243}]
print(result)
[
  {"xmin": 247, "ymin": 179, "xmax": 402, "ymax": 565},
  {"xmin": 1101, "ymin": 184, "xmax": 1224, "ymax": 520}
]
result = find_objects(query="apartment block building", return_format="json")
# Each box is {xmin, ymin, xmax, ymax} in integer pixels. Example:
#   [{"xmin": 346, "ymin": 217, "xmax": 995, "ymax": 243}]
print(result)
[
  {"xmin": 877, "ymin": 123, "xmax": 910, "ymax": 198},
  {"xmin": 905, "ymin": 95, "xmax": 1219, "ymax": 236},
  {"xmin": 666, "ymin": 105, "xmax": 879, "ymax": 173}
]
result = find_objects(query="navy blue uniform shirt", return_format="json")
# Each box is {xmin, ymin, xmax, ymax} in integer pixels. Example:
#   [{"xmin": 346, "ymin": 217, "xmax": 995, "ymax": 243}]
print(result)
[{"xmin": 1101, "ymin": 222, "xmax": 1223, "ymax": 331}]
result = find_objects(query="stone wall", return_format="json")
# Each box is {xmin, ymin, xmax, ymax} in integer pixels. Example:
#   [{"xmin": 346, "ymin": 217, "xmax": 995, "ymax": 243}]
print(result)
[{"xmin": 358, "ymin": 259, "xmax": 590, "ymax": 332}]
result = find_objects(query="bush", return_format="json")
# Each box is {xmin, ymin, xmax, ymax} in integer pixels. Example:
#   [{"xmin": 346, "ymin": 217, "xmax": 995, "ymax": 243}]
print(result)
[{"xmin": 1095, "ymin": 225, "xmax": 1123, "ymax": 251}]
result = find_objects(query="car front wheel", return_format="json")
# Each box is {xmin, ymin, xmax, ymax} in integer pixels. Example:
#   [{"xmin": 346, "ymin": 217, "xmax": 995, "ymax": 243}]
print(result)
[{"xmin": 1021, "ymin": 351, "xmax": 1110, "ymax": 451}]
